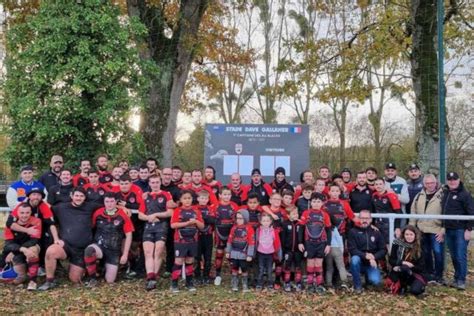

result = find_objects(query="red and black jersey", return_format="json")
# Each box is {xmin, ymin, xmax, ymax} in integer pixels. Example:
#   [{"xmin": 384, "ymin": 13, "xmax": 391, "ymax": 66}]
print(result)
[
  {"xmin": 73, "ymin": 173, "xmax": 89, "ymax": 187},
  {"xmin": 114, "ymin": 186, "xmax": 145, "ymax": 214},
  {"xmin": 105, "ymin": 182, "xmax": 121, "ymax": 192},
  {"xmin": 11, "ymin": 201, "xmax": 53, "ymax": 222},
  {"xmin": 204, "ymin": 180, "xmax": 222, "ymax": 198},
  {"xmin": 185, "ymin": 184, "xmax": 218, "ymax": 205},
  {"xmin": 299, "ymin": 208, "xmax": 331, "ymax": 243},
  {"xmin": 171, "ymin": 207, "xmax": 203, "ymax": 243},
  {"xmin": 372, "ymin": 191, "xmax": 401, "ymax": 214},
  {"xmin": 227, "ymin": 184, "xmax": 249, "ymax": 206},
  {"xmin": 196, "ymin": 204, "xmax": 216, "ymax": 235},
  {"xmin": 325, "ymin": 199, "xmax": 355, "ymax": 235},
  {"xmin": 83, "ymin": 182, "xmax": 109, "ymax": 204},
  {"xmin": 214, "ymin": 202, "xmax": 238, "ymax": 240},
  {"xmin": 227, "ymin": 224, "xmax": 255, "ymax": 256},
  {"xmin": 242, "ymin": 182, "xmax": 273, "ymax": 205},
  {"xmin": 267, "ymin": 207, "xmax": 288, "ymax": 232},
  {"xmin": 142, "ymin": 191, "xmax": 172, "ymax": 216},
  {"xmin": 98, "ymin": 170, "xmax": 113, "ymax": 184},
  {"xmin": 4, "ymin": 216, "xmax": 42, "ymax": 247},
  {"xmin": 92, "ymin": 208, "xmax": 134, "ymax": 251}
]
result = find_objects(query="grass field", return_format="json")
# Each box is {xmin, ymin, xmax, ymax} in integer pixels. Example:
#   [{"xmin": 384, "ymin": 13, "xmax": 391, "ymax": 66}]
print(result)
[{"xmin": 0, "ymin": 236, "xmax": 473, "ymax": 314}]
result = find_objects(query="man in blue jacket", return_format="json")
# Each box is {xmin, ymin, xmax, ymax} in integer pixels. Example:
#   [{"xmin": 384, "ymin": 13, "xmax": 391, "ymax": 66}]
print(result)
[
  {"xmin": 7, "ymin": 165, "xmax": 46, "ymax": 209},
  {"xmin": 442, "ymin": 172, "xmax": 474, "ymax": 290}
]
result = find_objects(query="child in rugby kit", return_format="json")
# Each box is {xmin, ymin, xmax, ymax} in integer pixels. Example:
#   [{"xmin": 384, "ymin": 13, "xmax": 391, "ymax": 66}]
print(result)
[
  {"xmin": 298, "ymin": 193, "xmax": 332, "ymax": 294},
  {"xmin": 281, "ymin": 207, "xmax": 304, "ymax": 292},
  {"xmin": 225, "ymin": 209, "xmax": 255, "ymax": 292},
  {"xmin": 170, "ymin": 190, "xmax": 204, "ymax": 293},
  {"xmin": 194, "ymin": 190, "xmax": 215, "ymax": 285},
  {"xmin": 213, "ymin": 187, "xmax": 238, "ymax": 286},
  {"xmin": 295, "ymin": 184, "xmax": 314, "ymax": 217}
]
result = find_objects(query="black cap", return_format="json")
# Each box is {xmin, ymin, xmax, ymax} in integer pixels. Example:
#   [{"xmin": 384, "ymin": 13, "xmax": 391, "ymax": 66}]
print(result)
[
  {"xmin": 27, "ymin": 187, "xmax": 45, "ymax": 199},
  {"xmin": 251, "ymin": 168, "xmax": 261, "ymax": 176},
  {"xmin": 341, "ymin": 167, "xmax": 351, "ymax": 174},
  {"xmin": 409, "ymin": 163, "xmax": 420, "ymax": 171},
  {"xmin": 274, "ymin": 167, "xmax": 286, "ymax": 176},
  {"xmin": 20, "ymin": 165, "xmax": 33, "ymax": 172},
  {"xmin": 385, "ymin": 162, "xmax": 396, "ymax": 170},
  {"xmin": 446, "ymin": 172, "xmax": 460, "ymax": 180}
]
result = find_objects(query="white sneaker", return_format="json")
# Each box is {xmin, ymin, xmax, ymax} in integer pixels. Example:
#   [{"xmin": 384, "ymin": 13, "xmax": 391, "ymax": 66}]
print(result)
[
  {"xmin": 214, "ymin": 276, "xmax": 222, "ymax": 286},
  {"xmin": 27, "ymin": 280, "xmax": 37, "ymax": 291}
]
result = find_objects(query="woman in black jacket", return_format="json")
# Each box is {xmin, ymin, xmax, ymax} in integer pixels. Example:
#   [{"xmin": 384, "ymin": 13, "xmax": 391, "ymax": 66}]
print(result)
[{"xmin": 386, "ymin": 225, "xmax": 427, "ymax": 296}]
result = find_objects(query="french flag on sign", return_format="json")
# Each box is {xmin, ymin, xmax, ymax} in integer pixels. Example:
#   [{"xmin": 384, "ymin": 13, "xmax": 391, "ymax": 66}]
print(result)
[{"xmin": 291, "ymin": 126, "xmax": 302, "ymax": 133}]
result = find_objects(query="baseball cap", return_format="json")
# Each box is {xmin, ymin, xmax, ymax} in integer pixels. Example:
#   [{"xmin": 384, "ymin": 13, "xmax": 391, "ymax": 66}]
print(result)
[
  {"xmin": 409, "ymin": 163, "xmax": 420, "ymax": 171},
  {"xmin": 385, "ymin": 162, "xmax": 396, "ymax": 170},
  {"xmin": 27, "ymin": 187, "xmax": 45, "ymax": 199},
  {"xmin": 51, "ymin": 155, "xmax": 63, "ymax": 163},
  {"xmin": 446, "ymin": 172, "xmax": 460, "ymax": 180},
  {"xmin": 341, "ymin": 167, "xmax": 351, "ymax": 174}
]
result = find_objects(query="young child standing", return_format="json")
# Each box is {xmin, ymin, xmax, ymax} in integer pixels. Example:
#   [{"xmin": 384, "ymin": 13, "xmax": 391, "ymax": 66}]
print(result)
[
  {"xmin": 298, "ymin": 192, "xmax": 332, "ymax": 294},
  {"xmin": 255, "ymin": 213, "xmax": 282, "ymax": 290},
  {"xmin": 295, "ymin": 184, "xmax": 313, "ymax": 217},
  {"xmin": 281, "ymin": 207, "xmax": 304, "ymax": 292},
  {"xmin": 170, "ymin": 190, "xmax": 204, "ymax": 293},
  {"xmin": 225, "ymin": 209, "xmax": 255, "ymax": 292},
  {"xmin": 195, "ymin": 190, "xmax": 215, "ymax": 285},
  {"xmin": 213, "ymin": 187, "xmax": 238, "ymax": 286}
]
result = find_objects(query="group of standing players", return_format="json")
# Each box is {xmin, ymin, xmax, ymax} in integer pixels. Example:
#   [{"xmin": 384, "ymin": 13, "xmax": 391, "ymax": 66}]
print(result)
[{"xmin": 2, "ymin": 154, "xmax": 472, "ymax": 295}]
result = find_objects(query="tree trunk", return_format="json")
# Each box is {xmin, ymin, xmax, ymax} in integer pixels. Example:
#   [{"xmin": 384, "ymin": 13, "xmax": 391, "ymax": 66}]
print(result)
[
  {"xmin": 410, "ymin": 0, "xmax": 446, "ymax": 175},
  {"xmin": 127, "ymin": 0, "xmax": 209, "ymax": 165}
]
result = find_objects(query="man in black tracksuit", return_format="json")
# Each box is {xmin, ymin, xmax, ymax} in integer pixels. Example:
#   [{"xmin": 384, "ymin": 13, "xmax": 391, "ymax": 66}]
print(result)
[
  {"xmin": 406, "ymin": 163, "xmax": 424, "ymax": 214},
  {"xmin": 348, "ymin": 209, "xmax": 386, "ymax": 293},
  {"xmin": 441, "ymin": 172, "xmax": 474, "ymax": 290},
  {"xmin": 280, "ymin": 208, "xmax": 303, "ymax": 292},
  {"xmin": 349, "ymin": 171, "xmax": 373, "ymax": 213}
]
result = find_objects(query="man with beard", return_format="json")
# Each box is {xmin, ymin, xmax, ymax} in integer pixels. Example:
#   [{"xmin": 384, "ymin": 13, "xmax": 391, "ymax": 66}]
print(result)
[
  {"xmin": 185, "ymin": 170, "xmax": 218, "ymax": 205},
  {"xmin": 270, "ymin": 167, "xmax": 294, "ymax": 195},
  {"xmin": 365, "ymin": 167, "xmax": 378, "ymax": 191},
  {"xmin": 96, "ymin": 154, "xmax": 113, "ymax": 184},
  {"xmin": 47, "ymin": 169, "xmax": 74, "ymax": 206},
  {"xmin": 39, "ymin": 155, "xmax": 64, "ymax": 192},
  {"xmin": 7, "ymin": 188, "xmax": 59, "ymax": 274},
  {"xmin": 204, "ymin": 166, "xmax": 222, "ymax": 197},
  {"xmin": 242, "ymin": 169, "xmax": 273, "ymax": 205},
  {"xmin": 349, "ymin": 171, "xmax": 374, "ymax": 213},
  {"xmin": 134, "ymin": 165, "xmax": 151, "ymax": 193},
  {"xmin": 119, "ymin": 160, "xmax": 130, "ymax": 174},
  {"xmin": 146, "ymin": 158, "xmax": 159, "ymax": 176},
  {"xmin": 406, "ymin": 163, "xmax": 424, "ymax": 214},
  {"xmin": 227, "ymin": 173, "xmax": 248, "ymax": 206},
  {"xmin": 72, "ymin": 159, "xmax": 91, "ymax": 187},
  {"xmin": 38, "ymin": 187, "xmax": 102, "ymax": 290},
  {"xmin": 105, "ymin": 166, "xmax": 124, "ymax": 192},
  {"xmin": 341, "ymin": 168, "xmax": 355, "ymax": 191},
  {"xmin": 160, "ymin": 167, "xmax": 181, "ymax": 203},
  {"xmin": 7, "ymin": 165, "xmax": 46, "ymax": 209}
]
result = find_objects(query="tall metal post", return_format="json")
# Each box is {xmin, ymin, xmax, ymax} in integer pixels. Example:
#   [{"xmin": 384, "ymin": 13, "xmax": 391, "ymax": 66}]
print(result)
[{"xmin": 438, "ymin": 0, "xmax": 446, "ymax": 183}]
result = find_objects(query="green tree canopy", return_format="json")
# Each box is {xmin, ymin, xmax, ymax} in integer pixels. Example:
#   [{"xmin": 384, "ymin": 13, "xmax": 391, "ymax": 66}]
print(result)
[{"xmin": 4, "ymin": 0, "xmax": 144, "ymax": 170}]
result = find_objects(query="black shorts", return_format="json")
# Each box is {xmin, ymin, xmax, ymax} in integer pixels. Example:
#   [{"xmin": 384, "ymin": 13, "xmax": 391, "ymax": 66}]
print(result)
[
  {"xmin": 131, "ymin": 215, "xmax": 144, "ymax": 242},
  {"xmin": 143, "ymin": 229, "xmax": 167, "ymax": 243},
  {"xmin": 95, "ymin": 244, "xmax": 121, "ymax": 266},
  {"xmin": 64, "ymin": 243, "xmax": 85, "ymax": 268},
  {"xmin": 174, "ymin": 242, "xmax": 198, "ymax": 258},
  {"xmin": 305, "ymin": 241, "xmax": 327, "ymax": 259}
]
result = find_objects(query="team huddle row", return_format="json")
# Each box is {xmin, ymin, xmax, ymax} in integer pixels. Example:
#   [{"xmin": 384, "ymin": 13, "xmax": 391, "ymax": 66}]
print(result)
[{"xmin": 1, "ymin": 154, "xmax": 473, "ymax": 295}]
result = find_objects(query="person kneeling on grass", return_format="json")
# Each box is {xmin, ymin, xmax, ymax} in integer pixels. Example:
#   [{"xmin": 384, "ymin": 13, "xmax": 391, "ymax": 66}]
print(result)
[
  {"xmin": 225, "ymin": 209, "xmax": 255, "ymax": 292},
  {"xmin": 386, "ymin": 225, "xmax": 427, "ymax": 296},
  {"xmin": 83, "ymin": 193, "xmax": 134, "ymax": 287},
  {"xmin": 170, "ymin": 190, "xmax": 204, "ymax": 293},
  {"xmin": 0, "ymin": 203, "xmax": 41, "ymax": 290}
]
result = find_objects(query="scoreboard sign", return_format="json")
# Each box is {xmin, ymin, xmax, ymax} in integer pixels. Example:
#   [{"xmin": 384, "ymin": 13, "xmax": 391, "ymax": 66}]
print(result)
[{"xmin": 204, "ymin": 124, "xmax": 309, "ymax": 184}]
